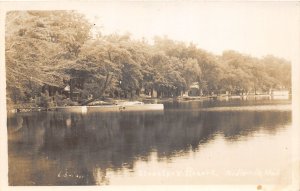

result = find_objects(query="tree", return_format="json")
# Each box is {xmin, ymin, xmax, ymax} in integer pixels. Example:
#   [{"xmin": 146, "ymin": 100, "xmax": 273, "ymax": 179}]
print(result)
[
  {"xmin": 6, "ymin": 11, "xmax": 91, "ymax": 105},
  {"xmin": 120, "ymin": 62, "xmax": 143, "ymax": 98},
  {"xmin": 182, "ymin": 58, "xmax": 201, "ymax": 88}
]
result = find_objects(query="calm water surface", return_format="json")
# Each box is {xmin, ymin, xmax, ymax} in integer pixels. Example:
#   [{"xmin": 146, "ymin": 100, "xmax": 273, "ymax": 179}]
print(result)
[{"xmin": 7, "ymin": 98, "xmax": 292, "ymax": 185}]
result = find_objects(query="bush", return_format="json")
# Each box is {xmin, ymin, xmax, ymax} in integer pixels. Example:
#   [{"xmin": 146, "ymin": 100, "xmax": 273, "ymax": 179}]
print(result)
[
  {"xmin": 54, "ymin": 92, "xmax": 65, "ymax": 106},
  {"xmin": 60, "ymin": 98, "xmax": 78, "ymax": 106},
  {"xmin": 36, "ymin": 91, "xmax": 53, "ymax": 108}
]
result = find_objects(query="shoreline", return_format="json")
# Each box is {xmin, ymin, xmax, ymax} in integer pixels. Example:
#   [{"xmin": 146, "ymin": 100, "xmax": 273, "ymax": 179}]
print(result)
[{"xmin": 7, "ymin": 94, "xmax": 291, "ymax": 113}]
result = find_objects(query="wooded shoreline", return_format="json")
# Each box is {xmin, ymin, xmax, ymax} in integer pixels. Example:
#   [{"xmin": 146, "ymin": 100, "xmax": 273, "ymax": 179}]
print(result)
[{"xmin": 6, "ymin": 11, "xmax": 291, "ymax": 110}]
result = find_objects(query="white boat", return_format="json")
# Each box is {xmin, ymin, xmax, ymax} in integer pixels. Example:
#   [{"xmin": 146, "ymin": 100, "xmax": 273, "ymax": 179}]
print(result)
[
  {"xmin": 270, "ymin": 90, "xmax": 289, "ymax": 96},
  {"xmin": 120, "ymin": 101, "xmax": 144, "ymax": 106},
  {"xmin": 270, "ymin": 90, "xmax": 290, "ymax": 100},
  {"xmin": 88, "ymin": 102, "xmax": 163, "ymax": 112}
]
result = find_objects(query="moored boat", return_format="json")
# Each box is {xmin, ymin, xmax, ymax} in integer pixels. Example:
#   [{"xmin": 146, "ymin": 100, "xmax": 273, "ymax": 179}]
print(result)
[{"xmin": 88, "ymin": 101, "xmax": 163, "ymax": 112}]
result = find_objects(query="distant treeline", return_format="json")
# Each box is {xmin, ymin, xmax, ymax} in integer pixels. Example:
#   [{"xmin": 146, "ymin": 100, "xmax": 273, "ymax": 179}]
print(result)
[{"xmin": 5, "ymin": 11, "xmax": 291, "ymax": 107}]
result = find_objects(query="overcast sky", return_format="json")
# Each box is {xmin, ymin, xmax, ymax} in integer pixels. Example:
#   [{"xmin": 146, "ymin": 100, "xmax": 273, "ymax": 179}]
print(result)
[{"xmin": 78, "ymin": 1, "xmax": 299, "ymax": 62}]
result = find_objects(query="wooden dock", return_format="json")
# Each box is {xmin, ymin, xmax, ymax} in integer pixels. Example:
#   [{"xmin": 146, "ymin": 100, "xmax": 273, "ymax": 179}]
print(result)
[{"xmin": 50, "ymin": 104, "xmax": 164, "ymax": 113}]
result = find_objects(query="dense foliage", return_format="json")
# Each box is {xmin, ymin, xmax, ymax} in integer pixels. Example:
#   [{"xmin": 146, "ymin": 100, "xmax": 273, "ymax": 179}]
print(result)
[{"xmin": 6, "ymin": 11, "xmax": 291, "ymax": 107}]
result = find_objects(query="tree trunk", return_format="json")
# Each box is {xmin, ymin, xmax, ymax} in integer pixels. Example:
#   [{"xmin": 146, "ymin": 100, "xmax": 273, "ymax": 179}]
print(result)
[
  {"xmin": 81, "ymin": 73, "xmax": 112, "ymax": 105},
  {"xmin": 69, "ymin": 80, "xmax": 73, "ymax": 101}
]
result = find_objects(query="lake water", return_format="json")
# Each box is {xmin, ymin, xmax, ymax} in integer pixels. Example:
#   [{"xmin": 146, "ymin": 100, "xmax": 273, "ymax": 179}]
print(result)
[{"xmin": 7, "ymin": 98, "xmax": 293, "ymax": 186}]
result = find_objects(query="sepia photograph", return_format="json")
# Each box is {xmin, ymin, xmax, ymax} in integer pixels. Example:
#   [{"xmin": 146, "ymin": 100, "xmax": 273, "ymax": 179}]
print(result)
[{"xmin": 0, "ymin": 1, "xmax": 299, "ymax": 191}]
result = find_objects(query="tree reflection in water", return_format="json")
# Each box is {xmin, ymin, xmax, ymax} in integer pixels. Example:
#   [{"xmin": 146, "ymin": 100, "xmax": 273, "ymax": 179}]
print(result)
[{"xmin": 7, "ymin": 102, "xmax": 291, "ymax": 185}]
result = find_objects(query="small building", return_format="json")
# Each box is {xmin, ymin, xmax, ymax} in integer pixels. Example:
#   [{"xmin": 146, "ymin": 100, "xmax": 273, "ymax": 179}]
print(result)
[
  {"xmin": 140, "ymin": 88, "xmax": 157, "ymax": 98},
  {"xmin": 270, "ymin": 89, "xmax": 289, "ymax": 96},
  {"xmin": 41, "ymin": 84, "xmax": 63, "ymax": 96},
  {"xmin": 188, "ymin": 82, "xmax": 202, "ymax": 96},
  {"xmin": 63, "ymin": 85, "xmax": 81, "ymax": 101},
  {"xmin": 269, "ymin": 89, "xmax": 290, "ymax": 100}
]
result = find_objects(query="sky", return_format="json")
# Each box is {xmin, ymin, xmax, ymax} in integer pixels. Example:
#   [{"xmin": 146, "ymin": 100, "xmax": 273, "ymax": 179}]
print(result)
[{"xmin": 78, "ymin": 1, "xmax": 300, "ymax": 63}]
